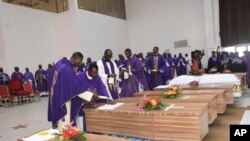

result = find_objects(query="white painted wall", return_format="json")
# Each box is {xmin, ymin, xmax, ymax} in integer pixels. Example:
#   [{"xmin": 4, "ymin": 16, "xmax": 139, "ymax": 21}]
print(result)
[
  {"xmin": 125, "ymin": 0, "xmax": 220, "ymax": 67},
  {"xmin": 0, "ymin": 0, "xmax": 130, "ymax": 74},
  {"xmin": 0, "ymin": 2, "xmax": 58, "ymax": 74},
  {"xmin": 0, "ymin": 0, "xmax": 220, "ymax": 74}
]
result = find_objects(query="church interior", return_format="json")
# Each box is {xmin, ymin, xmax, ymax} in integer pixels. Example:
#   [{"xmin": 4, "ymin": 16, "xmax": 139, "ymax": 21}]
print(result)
[{"xmin": 1, "ymin": 0, "xmax": 250, "ymax": 141}]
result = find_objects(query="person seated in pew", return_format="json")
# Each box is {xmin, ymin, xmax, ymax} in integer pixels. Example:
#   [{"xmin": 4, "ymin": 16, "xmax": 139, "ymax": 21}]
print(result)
[
  {"xmin": 120, "ymin": 49, "xmax": 149, "ymax": 98},
  {"xmin": 23, "ymin": 67, "xmax": 36, "ymax": 91},
  {"xmin": 11, "ymin": 66, "xmax": 23, "ymax": 81},
  {"xmin": 77, "ymin": 62, "xmax": 112, "ymax": 131},
  {"xmin": 0, "ymin": 67, "xmax": 10, "ymax": 85}
]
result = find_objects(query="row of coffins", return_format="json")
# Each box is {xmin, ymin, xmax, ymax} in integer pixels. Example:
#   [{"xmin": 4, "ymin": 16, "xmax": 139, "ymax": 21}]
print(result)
[{"xmin": 83, "ymin": 73, "xmax": 245, "ymax": 141}]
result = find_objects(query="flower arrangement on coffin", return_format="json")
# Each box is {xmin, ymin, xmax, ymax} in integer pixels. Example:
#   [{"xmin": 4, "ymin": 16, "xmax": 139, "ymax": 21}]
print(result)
[
  {"xmin": 189, "ymin": 80, "xmax": 199, "ymax": 87},
  {"xmin": 190, "ymin": 69, "xmax": 205, "ymax": 76},
  {"xmin": 162, "ymin": 85, "xmax": 182, "ymax": 99},
  {"xmin": 223, "ymin": 69, "xmax": 231, "ymax": 73},
  {"xmin": 136, "ymin": 96, "xmax": 166, "ymax": 112},
  {"xmin": 54, "ymin": 126, "xmax": 86, "ymax": 141}
]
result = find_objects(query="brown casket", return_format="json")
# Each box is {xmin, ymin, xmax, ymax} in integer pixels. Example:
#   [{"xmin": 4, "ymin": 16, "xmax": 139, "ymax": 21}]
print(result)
[
  {"xmin": 135, "ymin": 89, "xmax": 227, "ymax": 114},
  {"xmin": 116, "ymin": 95, "xmax": 217, "ymax": 124},
  {"xmin": 154, "ymin": 84, "xmax": 234, "ymax": 104},
  {"xmin": 84, "ymin": 102, "xmax": 209, "ymax": 141}
]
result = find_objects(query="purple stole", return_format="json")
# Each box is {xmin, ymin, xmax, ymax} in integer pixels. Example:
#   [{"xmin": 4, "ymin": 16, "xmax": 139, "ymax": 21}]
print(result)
[
  {"xmin": 101, "ymin": 58, "xmax": 119, "ymax": 99},
  {"xmin": 102, "ymin": 58, "xmax": 115, "ymax": 74}
]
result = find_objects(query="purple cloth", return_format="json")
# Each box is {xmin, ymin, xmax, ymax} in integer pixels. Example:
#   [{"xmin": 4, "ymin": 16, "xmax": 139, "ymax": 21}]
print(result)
[
  {"xmin": 165, "ymin": 57, "xmax": 175, "ymax": 80},
  {"xmin": 120, "ymin": 55, "xmax": 149, "ymax": 97},
  {"xmin": 35, "ymin": 69, "xmax": 48, "ymax": 92},
  {"xmin": 11, "ymin": 71, "xmax": 23, "ymax": 81},
  {"xmin": 77, "ymin": 71, "xmax": 109, "ymax": 131},
  {"xmin": 176, "ymin": 56, "xmax": 188, "ymax": 76},
  {"xmin": 23, "ymin": 72, "xmax": 36, "ymax": 90},
  {"xmin": 212, "ymin": 56, "xmax": 218, "ymax": 62},
  {"xmin": 116, "ymin": 59, "xmax": 127, "ymax": 87},
  {"xmin": 48, "ymin": 57, "xmax": 86, "ymax": 129},
  {"xmin": 145, "ymin": 54, "xmax": 167, "ymax": 89},
  {"xmin": 0, "ymin": 72, "xmax": 10, "ymax": 85},
  {"xmin": 101, "ymin": 58, "xmax": 119, "ymax": 99}
]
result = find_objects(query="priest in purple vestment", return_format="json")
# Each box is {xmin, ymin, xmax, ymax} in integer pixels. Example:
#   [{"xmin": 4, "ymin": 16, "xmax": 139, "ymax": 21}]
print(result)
[
  {"xmin": 208, "ymin": 51, "xmax": 219, "ymax": 73},
  {"xmin": 11, "ymin": 67, "xmax": 23, "ymax": 81},
  {"xmin": 116, "ymin": 54, "xmax": 127, "ymax": 88},
  {"xmin": 48, "ymin": 52, "xmax": 86, "ymax": 129},
  {"xmin": 77, "ymin": 63, "xmax": 110, "ymax": 131},
  {"xmin": 97, "ymin": 49, "xmax": 119, "ymax": 100},
  {"xmin": 145, "ymin": 47, "xmax": 167, "ymax": 89},
  {"xmin": 176, "ymin": 53, "xmax": 188, "ymax": 76},
  {"xmin": 120, "ymin": 49, "xmax": 149, "ymax": 97},
  {"xmin": 35, "ymin": 65, "xmax": 48, "ymax": 96},
  {"xmin": 0, "ymin": 67, "xmax": 10, "ymax": 85},
  {"xmin": 166, "ymin": 53, "xmax": 175, "ymax": 80},
  {"xmin": 23, "ymin": 67, "xmax": 36, "ymax": 90}
]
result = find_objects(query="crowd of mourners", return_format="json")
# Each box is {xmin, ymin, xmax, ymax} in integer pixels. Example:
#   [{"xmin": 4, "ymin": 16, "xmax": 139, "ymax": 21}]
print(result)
[{"xmin": 0, "ymin": 47, "xmax": 248, "ymax": 97}]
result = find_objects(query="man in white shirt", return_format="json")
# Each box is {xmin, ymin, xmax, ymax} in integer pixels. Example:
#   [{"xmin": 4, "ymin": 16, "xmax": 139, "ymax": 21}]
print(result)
[{"xmin": 97, "ymin": 49, "xmax": 120, "ymax": 100}]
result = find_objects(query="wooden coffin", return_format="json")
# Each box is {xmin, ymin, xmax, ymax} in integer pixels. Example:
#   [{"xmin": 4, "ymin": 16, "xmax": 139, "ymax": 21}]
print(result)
[
  {"xmin": 18, "ymin": 133, "xmax": 128, "ymax": 141},
  {"xmin": 84, "ymin": 102, "xmax": 209, "ymax": 141},
  {"xmin": 181, "ymin": 89, "xmax": 227, "ymax": 114},
  {"xmin": 154, "ymin": 84, "xmax": 234, "ymax": 104},
  {"xmin": 233, "ymin": 72, "xmax": 246, "ymax": 88},
  {"xmin": 117, "ymin": 95, "xmax": 217, "ymax": 124},
  {"xmin": 135, "ymin": 89, "xmax": 226, "ymax": 114}
]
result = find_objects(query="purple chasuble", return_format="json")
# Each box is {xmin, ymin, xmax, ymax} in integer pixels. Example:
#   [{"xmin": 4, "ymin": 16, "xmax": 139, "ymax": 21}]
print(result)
[
  {"xmin": 145, "ymin": 54, "xmax": 167, "ymax": 89},
  {"xmin": 120, "ymin": 55, "xmax": 149, "ymax": 97},
  {"xmin": 11, "ymin": 72, "xmax": 23, "ymax": 81},
  {"xmin": 48, "ymin": 57, "xmax": 87, "ymax": 129}
]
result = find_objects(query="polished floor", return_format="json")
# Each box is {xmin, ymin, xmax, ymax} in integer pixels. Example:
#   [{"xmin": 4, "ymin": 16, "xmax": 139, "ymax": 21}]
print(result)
[{"xmin": 0, "ymin": 89, "xmax": 250, "ymax": 141}]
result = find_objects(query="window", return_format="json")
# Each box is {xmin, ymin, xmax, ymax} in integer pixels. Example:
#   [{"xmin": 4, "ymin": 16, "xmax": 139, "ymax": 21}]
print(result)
[
  {"xmin": 77, "ymin": 0, "xmax": 126, "ymax": 20},
  {"xmin": 2, "ymin": 0, "xmax": 69, "ymax": 13},
  {"xmin": 224, "ymin": 47, "xmax": 236, "ymax": 53},
  {"xmin": 224, "ymin": 45, "xmax": 250, "ymax": 57},
  {"xmin": 236, "ymin": 46, "xmax": 247, "ymax": 57}
]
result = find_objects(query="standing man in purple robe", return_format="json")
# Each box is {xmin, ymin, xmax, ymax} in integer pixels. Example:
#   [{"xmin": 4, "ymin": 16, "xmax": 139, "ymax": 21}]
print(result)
[
  {"xmin": 116, "ymin": 54, "xmax": 127, "ymax": 89},
  {"xmin": 176, "ymin": 53, "xmax": 188, "ymax": 76},
  {"xmin": 0, "ymin": 67, "xmax": 10, "ymax": 85},
  {"xmin": 48, "ymin": 52, "xmax": 93, "ymax": 130},
  {"xmin": 23, "ymin": 67, "xmax": 36, "ymax": 90},
  {"xmin": 77, "ymin": 63, "xmax": 111, "ymax": 131},
  {"xmin": 145, "ymin": 47, "xmax": 167, "ymax": 89},
  {"xmin": 166, "ymin": 53, "xmax": 175, "ymax": 80},
  {"xmin": 120, "ymin": 49, "xmax": 149, "ymax": 97},
  {"xmin": 97, "ymin": 49, "xmax": 119, "ymax": 100},
  {"xmin": 138, "ymin": 53, "xmax": 147, "ymax": 67},
  {"xmin": 11, "ymin": 66, "xmax": 23, "ymax": 81},
  {"xmin": 208, "ymin": 51, "xmax": 219, "ymax": 73},
  {"xmin": 35, "ymin": 65, "xmax": 48, "ymax": 96}
]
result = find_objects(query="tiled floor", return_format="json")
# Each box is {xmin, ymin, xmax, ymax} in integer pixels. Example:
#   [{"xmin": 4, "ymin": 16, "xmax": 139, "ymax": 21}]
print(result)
[
  {"xmin": 0, "ymin": 97, "xmax": 51, "ymax": 141},
  {"xmin": 0, "ymin": 89, "xmax": 250, "ymax": 141}
]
